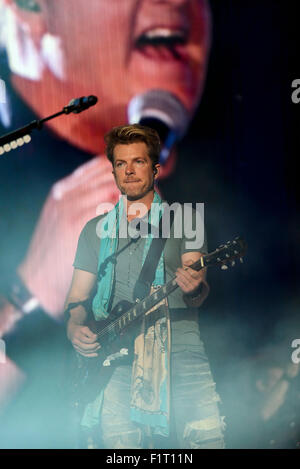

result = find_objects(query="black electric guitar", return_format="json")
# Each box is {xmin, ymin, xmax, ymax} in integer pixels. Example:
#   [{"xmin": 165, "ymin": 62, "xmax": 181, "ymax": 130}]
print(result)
[{"xmin": 70, "ymin": 237, "xmax": 247, "ymax": 409}]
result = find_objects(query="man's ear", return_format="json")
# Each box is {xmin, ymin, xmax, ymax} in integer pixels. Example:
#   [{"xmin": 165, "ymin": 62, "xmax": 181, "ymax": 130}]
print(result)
[
  {"xmin": 153, "ymin": 164, "xmax": 161, "ymax": 178},
  {"xmin": 3, "ymin": 0, "xmax": 47, "ymax": 47}
]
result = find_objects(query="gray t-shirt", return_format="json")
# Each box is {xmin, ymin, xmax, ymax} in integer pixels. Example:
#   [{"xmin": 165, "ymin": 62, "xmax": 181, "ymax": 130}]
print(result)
[{"xmin": 73, "ymin": 205, "xmax": 207, "ymax": 352}]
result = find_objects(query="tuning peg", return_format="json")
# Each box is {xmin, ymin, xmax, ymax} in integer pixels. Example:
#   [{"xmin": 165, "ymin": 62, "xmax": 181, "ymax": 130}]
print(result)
[
  {"xmin": 221, "ymin": 264, "xmax": 228, "ymax": 270},
  {"xmin": 231, "ymin": 261, "xmax": 235, "ymax": 267},
  {"xmin": 239, "ymin": 258, "xmax": 243, "ymax": 263}
]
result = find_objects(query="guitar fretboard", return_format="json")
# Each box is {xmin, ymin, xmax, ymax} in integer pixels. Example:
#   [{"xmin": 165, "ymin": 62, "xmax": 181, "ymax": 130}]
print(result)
[
  {"xmin": 95, "ymin": 236, "xmax": 246, "ymax": 341},
  {"xmin": 98, "ymin": 257, "xmax": 204, "ymax": 339}
]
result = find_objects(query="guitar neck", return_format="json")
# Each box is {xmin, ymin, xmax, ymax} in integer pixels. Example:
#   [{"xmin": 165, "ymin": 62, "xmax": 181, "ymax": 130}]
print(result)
[
  {"xmin": 100, "ymin": 257, "xmax": 205, "ymax": 338},
  {"xmin": 96, "ymin": 236, "xmax": 247, "ymax": 340}
]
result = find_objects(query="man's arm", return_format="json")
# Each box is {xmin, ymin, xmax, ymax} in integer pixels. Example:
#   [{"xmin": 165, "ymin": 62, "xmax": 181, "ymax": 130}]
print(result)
[
  {"xmin": 65, "ymin": 268, "xmax": 100, "ymax": 357},
  {"xmin": 175, "ymin": 251, "xmax": 210, "ymax": 308}
]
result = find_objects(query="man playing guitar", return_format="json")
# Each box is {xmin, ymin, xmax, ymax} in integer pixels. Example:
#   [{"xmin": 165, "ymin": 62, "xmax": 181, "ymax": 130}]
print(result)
[{"xmin": 65, "ymin": 124, "xmax": 225, "ymax": 449}]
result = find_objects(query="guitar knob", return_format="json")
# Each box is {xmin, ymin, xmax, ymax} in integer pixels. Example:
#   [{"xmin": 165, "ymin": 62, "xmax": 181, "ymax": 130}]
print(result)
[
  {"xmin": 239, "ymin": 258, "xmax": 244, "ymax": 263},
  {"xmin": 221, "ymin": 264, "xmax": 228, "ymax": 270},
  {"xmin": 231, "ymin": 261, "xmax": 235, "ymax": 267}
]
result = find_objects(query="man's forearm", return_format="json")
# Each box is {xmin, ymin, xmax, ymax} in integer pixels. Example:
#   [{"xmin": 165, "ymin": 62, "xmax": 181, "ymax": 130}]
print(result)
[{"xmin": 64, "ymin": 298, "xmax": 89, "ymax": 339}]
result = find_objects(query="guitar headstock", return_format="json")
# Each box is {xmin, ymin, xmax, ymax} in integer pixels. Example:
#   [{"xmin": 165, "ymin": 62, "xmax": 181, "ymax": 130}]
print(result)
[{"xmin": 203, "ymin": 237, "xmax": 247, "ymax": 270}]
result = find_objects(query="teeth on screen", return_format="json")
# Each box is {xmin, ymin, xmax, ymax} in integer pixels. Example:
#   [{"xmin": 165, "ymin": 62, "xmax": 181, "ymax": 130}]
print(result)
[{"xmin": 144, "ymin": 29, "xmax": 185, "ymax": 39}]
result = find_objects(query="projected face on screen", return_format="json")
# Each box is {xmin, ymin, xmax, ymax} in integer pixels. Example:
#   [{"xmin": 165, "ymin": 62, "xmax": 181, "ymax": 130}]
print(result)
[{"xmin": 3, "ymin": 0, "xmax": 211, "ymax": 154}]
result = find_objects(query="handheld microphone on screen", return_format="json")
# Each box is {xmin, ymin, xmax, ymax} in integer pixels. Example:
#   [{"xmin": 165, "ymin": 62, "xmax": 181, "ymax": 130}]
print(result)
[
  {"xmin": 0, "ymin": 95, "xmax": 98, "ymax": 154},
  {"xmin": 128, "ymin": 89, "xmax": 190, "ymax": 164}
]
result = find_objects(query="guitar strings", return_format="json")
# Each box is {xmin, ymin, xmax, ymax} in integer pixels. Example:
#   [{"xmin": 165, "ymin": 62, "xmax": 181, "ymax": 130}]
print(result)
[
  {"xmin": 93, "ymin": 257, "xmax": 206, "ymax": 341},
  {"xmin": 94, "ymin": 282, "xmax": 168, "ymax": 340},
  {"xmin": 91, "ymin": 245, "xmax": 241, "ymax": 342},
  {"xmin": 94, "ymin": 275, "xmax": 178, "ymax": 340}
]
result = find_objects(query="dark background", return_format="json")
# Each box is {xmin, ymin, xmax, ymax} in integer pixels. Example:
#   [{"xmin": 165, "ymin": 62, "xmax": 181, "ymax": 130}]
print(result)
[
  {"xmin": 163, "ymin": 0, "xmax": 300, "ymax": 448},
  {"xmin": 0, "ymin": 0, "xmax": 299, "ymax": 448}
]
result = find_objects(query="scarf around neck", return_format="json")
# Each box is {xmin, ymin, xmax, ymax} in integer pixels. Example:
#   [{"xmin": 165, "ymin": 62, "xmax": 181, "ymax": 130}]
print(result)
[
  {"xmin": 92, "ymin": 191, "xmax": 165, "ymax": 320},
  {"xmin": 83, "ymin": 191, "xmax": 170, "ymax": 437}
]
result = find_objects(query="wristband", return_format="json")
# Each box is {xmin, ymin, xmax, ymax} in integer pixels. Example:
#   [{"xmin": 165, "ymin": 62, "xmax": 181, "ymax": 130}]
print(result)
[
  {"xmin": 185, "ymin": 283, "xmax": 204, "ymax": 299},
  {"xmin": 64, "ymin": 299, "xmax": 89, "ymax": 324},
  {"xmin": 183, "ymin": 282, "xmax": 208, "ymax": 307},
  {"xmin": 6, "ymin": 275, "xmax": 40, "ymax": 314}
]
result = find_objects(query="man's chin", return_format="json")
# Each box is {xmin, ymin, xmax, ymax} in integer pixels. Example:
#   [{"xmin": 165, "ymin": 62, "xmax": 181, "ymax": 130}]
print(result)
[{"xmin": 121, "ymin": 188, "xmax": 151, "ymax": 201}]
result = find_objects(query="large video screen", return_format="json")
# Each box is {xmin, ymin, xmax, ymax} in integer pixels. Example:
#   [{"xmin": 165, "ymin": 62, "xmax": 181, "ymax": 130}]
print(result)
[{"xmin": 0, "ymin": 0, "xmax": 299, "ymax": 450}]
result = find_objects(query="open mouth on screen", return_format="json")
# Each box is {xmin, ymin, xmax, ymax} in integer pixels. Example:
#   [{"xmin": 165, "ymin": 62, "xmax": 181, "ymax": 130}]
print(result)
[{"xmin": 135, "ymin": 28, "xmax": 188, "ymax": 59}]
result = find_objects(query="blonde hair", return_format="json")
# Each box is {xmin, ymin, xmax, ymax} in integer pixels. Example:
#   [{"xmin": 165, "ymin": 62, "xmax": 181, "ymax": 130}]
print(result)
[{"xmin": 104, "ymin": 124, "xmax": 161, "ymax": 167}]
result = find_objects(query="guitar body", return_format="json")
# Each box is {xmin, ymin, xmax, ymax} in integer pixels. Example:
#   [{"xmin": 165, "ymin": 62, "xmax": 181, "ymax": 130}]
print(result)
[
  {"xmin": 70, "ymin": 300, "xmax": 138, "ymax": 409},
  {"xmin": 69, "ymin": 237, "xmax": 247, "ymax": 420}
]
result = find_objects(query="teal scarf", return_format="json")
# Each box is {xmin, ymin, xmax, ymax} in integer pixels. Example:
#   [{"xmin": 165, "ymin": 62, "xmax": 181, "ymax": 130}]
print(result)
[
  {"xmin": 92, "ymin": 191, "xmax": 164, "ymax": 319},
  {"xmin": 83, "ymin": 192, "xmax": 170, "ymax": 437}
]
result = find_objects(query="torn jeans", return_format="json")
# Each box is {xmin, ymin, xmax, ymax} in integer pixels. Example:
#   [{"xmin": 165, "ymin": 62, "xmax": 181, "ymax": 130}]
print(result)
[{"xmin": 100, "ymin": 345, "xmax": 225, "ymax": 449}]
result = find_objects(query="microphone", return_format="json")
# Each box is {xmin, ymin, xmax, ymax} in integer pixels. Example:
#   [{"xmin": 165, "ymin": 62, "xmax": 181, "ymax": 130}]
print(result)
[
  {"xmin": 0, "ymin": 95, "xmax": 98, "ymax": 153},
  {"xmin": 64, "ymin": 95, "xmax": 98, "ymax": 114},
  {"xmin": 128, "ymin": 89, "xmax": 190, "ymax": 164}
]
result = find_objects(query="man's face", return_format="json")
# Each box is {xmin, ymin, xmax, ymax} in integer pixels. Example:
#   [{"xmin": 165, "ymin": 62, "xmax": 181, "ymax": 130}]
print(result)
[
  {"xmin": 112, "ymin": 142, "xmax": 157, "ymax": 200},
  {"xmin": 11, "ymin": 0, "xmax": 211, "ymax": 153}
]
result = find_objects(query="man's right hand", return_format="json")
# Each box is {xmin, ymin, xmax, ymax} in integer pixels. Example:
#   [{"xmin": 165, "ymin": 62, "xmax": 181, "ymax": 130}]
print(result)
[{"xmin": 67, "ymin": 322, "xmax": 101, "ymax": 358}]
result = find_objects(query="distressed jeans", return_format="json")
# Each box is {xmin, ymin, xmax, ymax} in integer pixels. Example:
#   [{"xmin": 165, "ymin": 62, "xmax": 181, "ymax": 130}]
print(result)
[{"xmin": 99, "ymin": 346, "xmax": 225, "ymax": 449}]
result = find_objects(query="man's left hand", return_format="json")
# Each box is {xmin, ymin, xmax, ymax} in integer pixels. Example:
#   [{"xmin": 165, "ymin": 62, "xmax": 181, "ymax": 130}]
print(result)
[{"xmin": 175, "ymin": 258, "xmax": 204, "ymax": 295}]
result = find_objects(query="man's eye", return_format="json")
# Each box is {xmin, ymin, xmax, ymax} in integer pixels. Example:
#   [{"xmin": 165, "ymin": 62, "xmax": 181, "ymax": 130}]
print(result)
[{"xmin": 136, "ymin": 160, "xmax": 144, "ymax": 164}]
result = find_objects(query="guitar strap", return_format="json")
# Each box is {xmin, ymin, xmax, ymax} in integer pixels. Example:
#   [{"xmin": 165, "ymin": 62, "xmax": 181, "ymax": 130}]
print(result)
[{"xmin": 133, "ymin": 210, "xmax": 174, "ymax": 302}]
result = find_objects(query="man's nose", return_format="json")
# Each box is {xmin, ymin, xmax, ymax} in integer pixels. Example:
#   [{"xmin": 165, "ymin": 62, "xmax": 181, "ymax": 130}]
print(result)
[{"xmin": 125, "ymin": 164, "xmax": 135, "ymax": 174}]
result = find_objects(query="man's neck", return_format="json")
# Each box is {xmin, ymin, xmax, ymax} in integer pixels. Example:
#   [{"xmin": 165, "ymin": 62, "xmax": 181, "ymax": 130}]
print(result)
[{"xmin": 125, "ymin": 190, "xmax": 155, "ymax": 222}]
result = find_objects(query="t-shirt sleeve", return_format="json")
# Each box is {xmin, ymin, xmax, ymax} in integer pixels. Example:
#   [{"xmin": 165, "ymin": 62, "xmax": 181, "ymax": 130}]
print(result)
[{"xmin": 73, "ymin": 218, "xmax": 100, "ymax": 274}]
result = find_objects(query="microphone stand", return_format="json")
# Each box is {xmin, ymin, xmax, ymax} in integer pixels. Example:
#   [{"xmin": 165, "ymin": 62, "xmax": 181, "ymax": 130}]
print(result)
[{"xmin": 0, "ymin": 96, "xmax": 97, "ymax": 153}]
